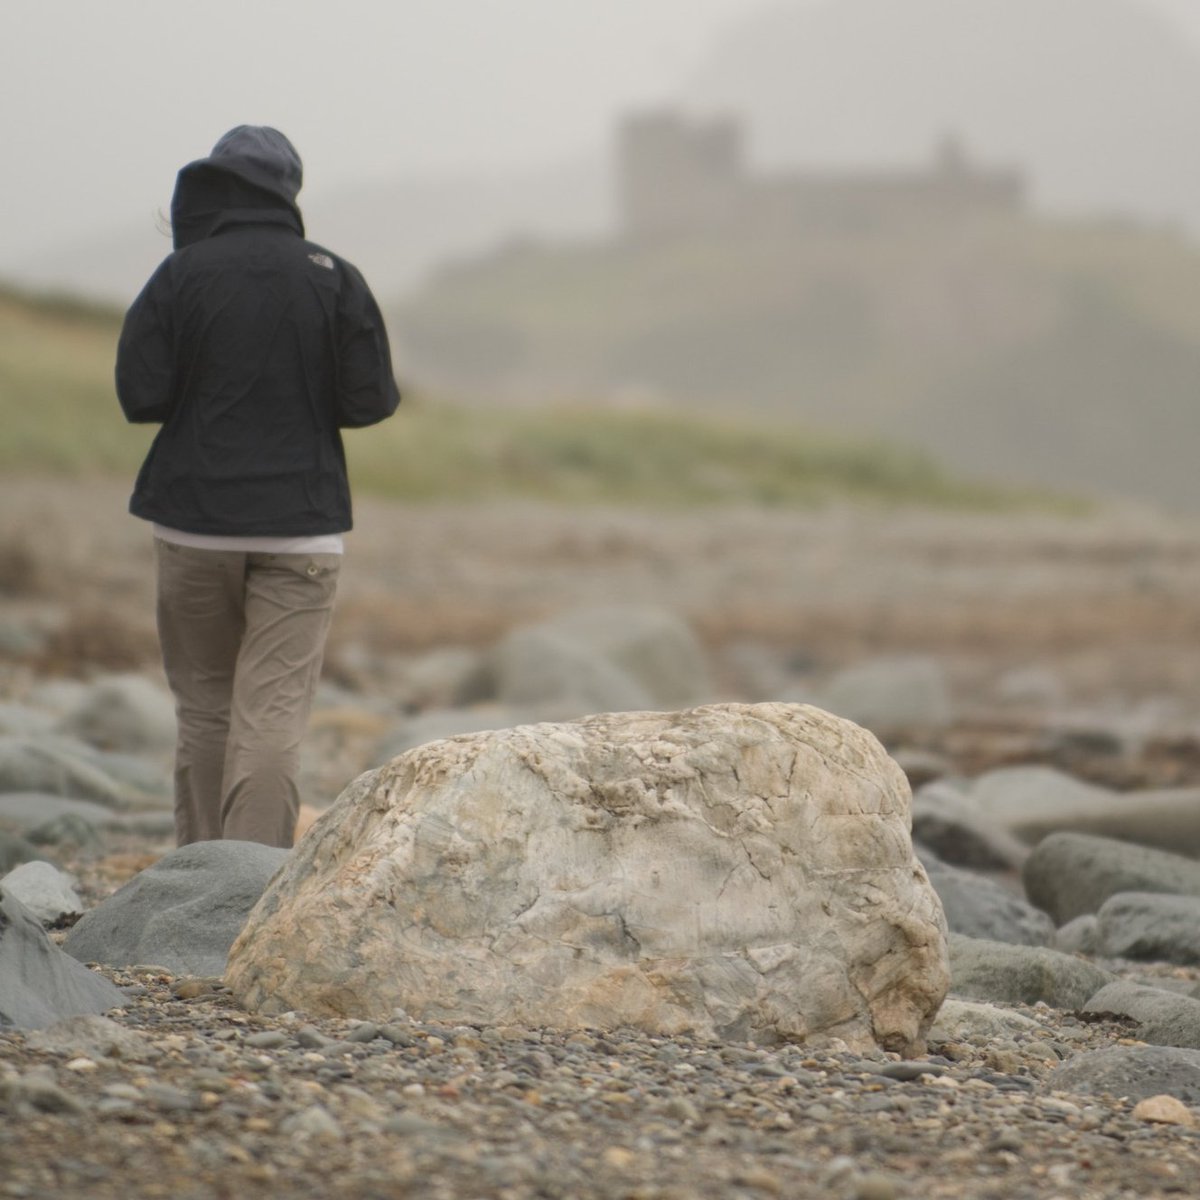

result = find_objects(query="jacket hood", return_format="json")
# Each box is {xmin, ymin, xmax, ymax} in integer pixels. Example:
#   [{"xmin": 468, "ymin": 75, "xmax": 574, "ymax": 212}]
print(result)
[{"xmin": 171, "ymin": 125, "xmax": 304, "ymax": 250}]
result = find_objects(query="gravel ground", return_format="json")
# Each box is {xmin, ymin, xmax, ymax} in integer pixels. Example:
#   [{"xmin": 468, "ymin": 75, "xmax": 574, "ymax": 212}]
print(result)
[
  {"xmin": 7, "ymin": 478, "xmax": 1200, "ymax": 1197},
  {"xmin": 3, "ymin": 925, "xmax": 1198, "ymax": 1200}
]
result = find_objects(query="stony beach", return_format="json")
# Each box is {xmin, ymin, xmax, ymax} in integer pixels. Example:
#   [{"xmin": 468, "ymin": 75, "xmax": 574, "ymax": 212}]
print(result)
[{"xmin": 7, "ymin": 477, "xmax": 1200, "ymax": 1199}]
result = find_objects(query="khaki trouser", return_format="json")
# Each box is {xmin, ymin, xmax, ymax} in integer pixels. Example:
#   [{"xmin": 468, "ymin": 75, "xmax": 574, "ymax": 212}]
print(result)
[{"xmin": 155, "ymin": 539, "xmax": 341, "ymax": 848}]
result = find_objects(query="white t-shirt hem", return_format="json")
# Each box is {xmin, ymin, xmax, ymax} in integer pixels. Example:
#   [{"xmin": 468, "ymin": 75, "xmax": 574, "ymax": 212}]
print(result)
[{"xmin": 152, "ymin": 524, "xmax": 344, "ymax": 554}]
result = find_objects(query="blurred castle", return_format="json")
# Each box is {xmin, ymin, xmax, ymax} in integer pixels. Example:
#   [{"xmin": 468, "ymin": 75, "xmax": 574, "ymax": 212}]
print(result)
[{"xmin": 617, "ymin": 111, "xmax": 1026, "ymax": 238}]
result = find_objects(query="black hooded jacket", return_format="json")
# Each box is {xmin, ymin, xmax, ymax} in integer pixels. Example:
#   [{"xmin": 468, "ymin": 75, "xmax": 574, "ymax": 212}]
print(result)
[{"xmin": 116, "ymin": 126, "xmax": 400, "ymax": 536}]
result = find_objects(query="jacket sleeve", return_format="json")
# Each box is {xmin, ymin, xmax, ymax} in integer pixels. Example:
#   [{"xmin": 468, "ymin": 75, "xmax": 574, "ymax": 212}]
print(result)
[
  {"xmin": 115, "ymin": 261, "xmax": 176, "ymax": 424},
  {"xmin": 335, "ymin": 263, "xmax": 401, "ymax": 428}
]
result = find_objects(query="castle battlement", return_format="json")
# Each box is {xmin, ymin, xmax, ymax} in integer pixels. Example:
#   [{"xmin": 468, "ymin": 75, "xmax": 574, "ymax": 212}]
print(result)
[{"xmin": 616, "ymin": 111, "xmax": 1025, "ymax": 238}]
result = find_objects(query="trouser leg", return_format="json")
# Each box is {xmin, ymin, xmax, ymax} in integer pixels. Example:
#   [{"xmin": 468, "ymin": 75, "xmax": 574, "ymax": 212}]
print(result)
[
  {"xmin": 154, "ymin": 540, "xmax": 247, "ymax": 846},
  {"xmin": 220, "ymin": 552, "xmax": 340, "ymax": 848}
]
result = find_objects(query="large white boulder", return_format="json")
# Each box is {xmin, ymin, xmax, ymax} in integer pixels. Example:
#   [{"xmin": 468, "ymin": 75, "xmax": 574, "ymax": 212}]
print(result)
[{"xmin": 227, "ymin": 703, "xmax": 949, "ymax": 1054}]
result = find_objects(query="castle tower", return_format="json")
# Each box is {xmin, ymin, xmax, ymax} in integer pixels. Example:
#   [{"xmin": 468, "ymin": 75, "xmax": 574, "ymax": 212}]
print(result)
[{"xmin": 616, "ymin": 111, "xmax": 745, "ymax": 237}]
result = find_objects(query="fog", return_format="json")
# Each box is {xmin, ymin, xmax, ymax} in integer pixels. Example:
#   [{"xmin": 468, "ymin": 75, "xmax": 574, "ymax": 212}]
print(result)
[
  {"xmin": 10, "ymin": 0, "xmax": 1200, "ymax": 510},
  {"xmin": 2, "ymin": 0, "xmax": 749, "ymax": 291},
  {"xmin": 6, "ymin": 0, "xmax": 1200, "ymax": 300}
]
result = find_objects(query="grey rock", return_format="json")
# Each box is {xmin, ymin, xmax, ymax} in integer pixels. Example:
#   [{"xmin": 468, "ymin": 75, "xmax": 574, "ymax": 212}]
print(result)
[
  {"xmin": 993, "ymin": 665, "xmax": 1065, "ymax": 709},
  {"xmin": 971, "ymin": 765, "xmax": 1112, "ymax": 835},
  {"xmin": 1083, "ymin": 981, "xmax": 1200, "ymax": 1050},
  {"xmin": 0, "ymin": 792, "xmax": 124, "ymax": 832},
  {"xmin": 281, "ymin": 1103, "xmax": 343, "ymax": 1139},
  {"xmin": 64, "ymin": 841, "xmax": 289, "ymax": 977},
  {"xmin": 0, "ymin": 830, "xmax": 46, "ymax": 874},
  {"xmin": 86, "ymin": 750, "xmax": 172, "ymax": 805},
  {"xmin": 815, "ymin": 654, "xmax": 952, "ymax": 733},
  {"xmin": 397, "ymin": 646, "xmax": 491, "ymax": 711},
  {"xmin": 540, "ymin": 604, "xmax": 712, "ymax": 710},
  {"xmin": 489, "ymin": 625, "xmax": 653, "ymax": 717},
  {"xmin": 1046, "ymin": 1043, "xmax": 1200, "ymax": 1102},
  {"xmin": 23, "ymin": 1013, "xmax": 154, "ymax": 1061},
  {"xmin": 24, "ymin": 679, "xmax": 88, "ymax": 715},
  {"xmin": 922, "ymin": 855, "xmax": 1053, "ymax": 946},
  {"xmin": 973, "ymin": 765, "xmax": 1200, "ymax": 855},
  {"xmin": 1096, "ymin": 892, "xmax": 1200, "ymax": 965},
  {"xmin": 0, "ymin": 735, "xmax": 139, "ymax": 808},
  {"xmin": 26, "ymin": 812, "xmax": 105, "ymax": 849},
  {"xmin": 244, "ymin": 1030, "xmax": 289, "ymax": 1049},
  {"xmin": 0, "ymin": 888, "xmax": 127, "ymax": 1029},
  {"xmin": 56, "ymin": 673, "xmax": 176, "ymax": 754},
  {"xmin": 9, "ymin": 1073, "xmax": 85, "ymax": 1114},
  {"xmin": 0, "ymin": 860, "xmax": 81, "ymax": 925},
  {"xmin": 929, "ymin": 997, "xmax": 1047, "ymax": 1043},
  {"xmin": 0, "ymin": 704, "xmax": 54, "ymax": 737},
  {"xmin": 1022, "ymin": 832, "xmax": 1200, "ymax": 925},
  {"xmin": 911, "ymin": 783, "xmax": 1028, "ymax": 870},
  {"xmin": 373, "ymin": 707, "xmax": 528, "ymax": 765},
  {"xmin": 1054, "ymin": 914, "xmax": 1099, "ymax": 956},
  {"xmin": 947, "ymin": 933, "xmax": 1114, "ymax": 1009}
]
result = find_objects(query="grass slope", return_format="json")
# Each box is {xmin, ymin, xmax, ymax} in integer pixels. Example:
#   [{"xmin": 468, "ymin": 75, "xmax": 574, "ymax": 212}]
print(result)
[
  {"xmin": 397, "ymin": 216, "xmax": 1200, "ymax": 509},
  {"xmin": 0, "ymin": 282, "xmax": 1056, "ymax": 511}
]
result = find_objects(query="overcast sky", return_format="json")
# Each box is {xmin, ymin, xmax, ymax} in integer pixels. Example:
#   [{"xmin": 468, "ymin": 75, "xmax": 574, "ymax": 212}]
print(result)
[
  {"xmin": 1, "ymin": 0, "xmax": 752, "ymax": 268},
  {"xmin": 3, "ymin": 0, "xmax": 1197, "ymax": 276}
]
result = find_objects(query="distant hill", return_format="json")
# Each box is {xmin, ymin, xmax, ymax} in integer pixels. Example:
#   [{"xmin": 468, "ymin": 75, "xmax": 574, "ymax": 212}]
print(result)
[
  {"xmin": 682, "ymin": 0, "xmax": 1200, "ymax": 231},
  {"xmin": 11, "ymin": 158, "xmax": 608, "ymax": 307},
  {"xmin": 0, "ymin": 280, "xmax": 1053, "ymax": 513},
  {"xmin": 394, "ymin": 212, "xmax": 1200, "ymax": 512}
]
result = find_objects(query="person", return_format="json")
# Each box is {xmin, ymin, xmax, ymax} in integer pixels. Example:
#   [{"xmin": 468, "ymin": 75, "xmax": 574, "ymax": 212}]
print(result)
[{"xmin": 115, "ymin": 125, "xmax": 400, "ymax": 849}]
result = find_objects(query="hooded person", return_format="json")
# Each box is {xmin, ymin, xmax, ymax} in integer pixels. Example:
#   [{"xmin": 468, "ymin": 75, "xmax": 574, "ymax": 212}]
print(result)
[{"xmin": 116, "ymin": 125, "xmax": 400, "ymax": 849}]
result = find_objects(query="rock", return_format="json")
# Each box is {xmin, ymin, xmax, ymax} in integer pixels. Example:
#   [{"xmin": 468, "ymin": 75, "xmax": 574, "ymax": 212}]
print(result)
[
  {"xmin": 1022, "ymin": 832, "xmax": 1200, "ymax": 925},
  {"xmin": 372, "ymin": 707, "xmax": 528, "ymax": 765},
  {"xmin": 0, "ymin": 704, "xmax": 54, "ymax": 737},
  {"xmin": 1054, "ymin": 914, "xmax": 1099, "ymax": 956},
  {"xmin": 0, "ymin": 888, "xmax": 127, "ymax": 1029},
  {"xmin": 23, "ymin": 679, "xmax": 88, "ymax": 715},
  {"xmin": 396, "ymin": 646, "xmax": 491, "ymax": 711},
  {"xmin": 1046, "ymin": 1044, "xmax": 1200, "ymax": 1103},
  {"xmin": 0, "ymin": 735, "xmax": 140, "ymax": 808},
  {"xmin": 970, "ymin": 765, "xmax": 1111, "ymax": 836},
  {"xmin": 1132, "ymin": 1094, "xmax": 1196, "ymax": 1126},
  {"xmin": 0, "ymin": 861, "xmax": 81, "ymax": 925},
  {"xmin": 64, "ymin": 841, "xmax": 289, "ymax": 977},
  {"xmin": 488, "ymin": 626, "xmax": 653, "ymax": 718},
  {"xmin": 56, "ymin": 674, "xmax": 176, "ymax": 754},
  {"xmin": 993, "ymin": 665, "xmax": 1065, "ymax": 709},
  {"xmin": 815, "ymin": 655, "xmax": 952, "ymax": 733},
  {"xmin": 921, "ymin": 856, "xmax": 1054, "ymax": 946},
  {"xmin": 0, "ymin": 830, "xmax": 46, "ymax": 874},
  {"xmin": 23, "ymin": 1014, "xmax": 154, "ymax": 1061},
  {"xmin": 1095, "ymin": 892, "xmax": 1200, "ymax": 965},
  {"xmin": 25, "ymin": 812, "xmax": 105, "ymax": 850},
  {"xmin": 947, "ymin": 933, "xmax": 1113, "ymax": 1010},
  {"xmin": 972, "ymin": 766, "xmax": 1200, "ymax": 854},
  {"xmin": 540, "ymin": 604, "xmax": 712, "ymax": 710},
  {"xmin": 85, "ymin": 750, "xmax": 172, "ymax": 805},
  {"xmin": 1082, "ymin": 982, "xmax": 1200, "ymax": 1050},
  {"xmin": 929, "ymin": 997, "xmax": 1047, "ymax": 1043},
  {"xmin": 227, "ymin": 703, "xmax": 949, "ymax": 1055},
  {"xmin": 911, "ymin": 783, "xmax": 1028, "ymax": 870},
  {"xmin": 0, "ymin": 793, "xmax": 121, "ymax": 834},
  {"xmin": 888, "ymin": 747, "xmax": 951, "ymax": 790}
]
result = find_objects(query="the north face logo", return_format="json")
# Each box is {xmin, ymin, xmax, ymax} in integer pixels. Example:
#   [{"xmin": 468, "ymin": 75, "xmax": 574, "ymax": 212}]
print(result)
[{"xmin": 307, "ymin": 252, "xmax": 335, "ymax": 270}]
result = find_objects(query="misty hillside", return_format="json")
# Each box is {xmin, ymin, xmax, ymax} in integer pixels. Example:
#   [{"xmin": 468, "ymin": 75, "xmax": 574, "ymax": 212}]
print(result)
[
  {"xmin": 12, "ymin": 159, "xmax": 608, "ymax": 308},
  {"xmin": 395, "ymin": 213, "xmax": 1200, "ymax": 512},
  {"xmin": 0, "ymin": 282, "xmax": 1041, "ymax": 512},
  {"xmin": 683, "ymin": 0, "xmax": 1200, "ymax": 231}
]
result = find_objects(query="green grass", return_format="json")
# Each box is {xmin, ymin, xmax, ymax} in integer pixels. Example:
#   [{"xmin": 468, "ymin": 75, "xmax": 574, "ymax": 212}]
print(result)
[
  {"xmin": 0, "ymin": 281, "xmax": 1068, "ymax": 512},
  {"xmin": 343, "ymin": 397, "xmax": 1060, "ymax": 510}
]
